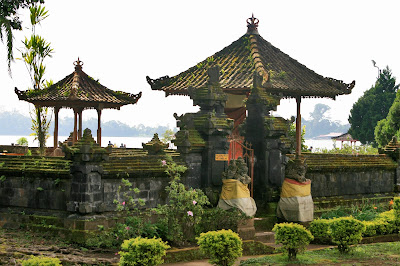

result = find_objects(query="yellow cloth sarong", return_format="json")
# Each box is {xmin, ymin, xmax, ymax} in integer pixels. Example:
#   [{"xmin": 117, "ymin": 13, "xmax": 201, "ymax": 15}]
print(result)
[
  {"xmin": 220, "ymin": 179, "xmax": 250, "ymax": 200},
  {"xmin": 280, "ymin": 178, "xmax": 311, "ymax": 198}
]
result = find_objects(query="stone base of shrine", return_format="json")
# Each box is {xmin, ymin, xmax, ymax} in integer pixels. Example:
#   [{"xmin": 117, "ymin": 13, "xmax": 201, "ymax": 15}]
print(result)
[{"xmin": 238, "ymin": 218, "xmax": 255, "ymax": 240}]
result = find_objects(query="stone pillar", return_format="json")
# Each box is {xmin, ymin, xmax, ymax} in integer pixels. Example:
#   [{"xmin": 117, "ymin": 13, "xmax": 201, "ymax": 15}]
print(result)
[
  {"xmin": 78, "ymin": 108, "xmax": 83, "ymax": 139},
  {"xmin": 243, "ymin": 72, "xmax": 291, "ymax": 202},
  {"xmin": 173, "ymin": 66, "xmax": 232, "ymax": 202},
  {"xmin": 64, "ymin": 128, "xmax": 109, "ymax": 214},
  {"xmin": 73, "ymin": 109, "xmax": 78, "ymax": 144},
  {"xmin": 188, "ymin": 66, "xmax": 232, "ymax": 192},
  {"xmin": 173, "ymin": 122, "xmax": 205, "ymax": 189},
  {"xmin": 97, "ymin": 108, "xmax": 102, "ymax": 146},
  {"xmin": 53, "ymin": 106, "xmax": 60, "ymax": 148}
]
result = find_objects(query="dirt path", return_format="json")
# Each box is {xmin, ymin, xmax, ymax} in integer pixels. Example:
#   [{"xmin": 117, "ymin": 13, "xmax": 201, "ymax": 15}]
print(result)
[{"xmin": 0, "ymin": 230, "xmax": 120, "ymax": 265}]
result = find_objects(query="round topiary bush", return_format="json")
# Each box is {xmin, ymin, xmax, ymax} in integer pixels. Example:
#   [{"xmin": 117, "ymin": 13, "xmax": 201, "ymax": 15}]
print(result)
[
  {"xmin": 197, "ymin": 229, "xmax": 243, "ymax": 266},
  {"xmin": 20, "ymin": 255, "xmax": 61, "ymax": 266},
  {"xmin": 119, "ymin": 237, "xmax": 170, "ymax": 266},
  {"xmin": 272, "ymin": 222, "xmax": 314, "ymax": 260},
  {"xmin": 393, "ymin": 197, "xmax": 400, "ymax": 226},
  {"xmin": 309, "ymin": 219, "xmax": 332, "ymax": 244},
  {"xmin": 330, "ymin": 217, "xmax": 366, "ymax": 253}
]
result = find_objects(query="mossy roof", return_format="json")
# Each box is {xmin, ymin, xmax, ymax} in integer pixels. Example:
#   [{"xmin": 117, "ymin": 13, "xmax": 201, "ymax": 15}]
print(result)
[
  {"xmin": 103, "ymin": 148, "xmax": 183, "ymax": 178},
  {"xmin": 0, "ymin": 148, "xmax": 183, "ymax": 179},
  {"xmin": 0, "ymin": 155, "xmax": 70, "ymax": 178},
  {"xmin": 287, "ymin": 153, "xmax": 397, "ymax": 172},
  {"xmin": 147, "ymin": 21, "xmax": 355, "ymax": 99},
  {"xmin": 15, "ymin": 59, "xmax": 142, "ymax": 110}
]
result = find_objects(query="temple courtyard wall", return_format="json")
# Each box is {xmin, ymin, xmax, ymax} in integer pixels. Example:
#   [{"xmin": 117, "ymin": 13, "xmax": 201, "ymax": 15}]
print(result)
[{"xmin": 0, "ymin": 151, "xmax": 398, "ymax": 214}]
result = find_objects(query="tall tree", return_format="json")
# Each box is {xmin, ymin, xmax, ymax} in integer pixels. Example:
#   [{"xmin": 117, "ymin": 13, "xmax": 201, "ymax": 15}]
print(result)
[
  {"xmin": 21, "ymin": 4, "xmax": 52, "ymax": 155},
  {"xmin": 348, "ymin": 66, "xmax": 398, "ymax": 145},
  {"xmin": 0, "ymin": 0, "xmax": 44, "ymax": 72},
  {"xmin": 375, "ymin": 88, "xmax": 400, "ymax": 147}
]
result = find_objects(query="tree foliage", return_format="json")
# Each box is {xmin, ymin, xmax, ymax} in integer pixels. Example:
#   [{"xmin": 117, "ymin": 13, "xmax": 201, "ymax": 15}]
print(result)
[
  {"xmin": 375, "ymin": 87, "xmax": 400, "ymax": 148},
  {"xmin": 21, "ymin": 4, "xmax": 52, "ymax": 155},
  {"xmin": 288, "ymin": 123, "xmax": 308, "ymax": 152},
  {"xmin": 348, "ymin": 66, "xmax": 398, "ymax": 145},
  {"xmin": 0, "ymin": 0, "xmax": 44, "ymax": 72}
]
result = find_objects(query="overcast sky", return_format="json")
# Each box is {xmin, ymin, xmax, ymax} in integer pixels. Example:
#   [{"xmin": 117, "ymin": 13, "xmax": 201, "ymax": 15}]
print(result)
[{"xmin": 1, "ymin": 0, "xmax": 399, "ymax": 129}]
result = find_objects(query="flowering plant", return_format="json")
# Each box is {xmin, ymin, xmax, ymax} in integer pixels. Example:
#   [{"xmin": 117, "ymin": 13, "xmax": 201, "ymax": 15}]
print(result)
[{"xmin": 154, "ymin": 155, "xmax": 210, "ymax": 246}]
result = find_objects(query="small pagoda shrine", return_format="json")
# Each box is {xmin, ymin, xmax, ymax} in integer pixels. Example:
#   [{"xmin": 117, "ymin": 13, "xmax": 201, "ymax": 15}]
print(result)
[
  {"xmin": 147, "ymin": 15, "xmax": 355, "ymax": 200},
  {"xmin": 332, "ymin": 132, "xmax": 358, "ymax": 148},
  {"xmin": 15, "ymin": 59, "xmax": 142, "ymax": 147}
]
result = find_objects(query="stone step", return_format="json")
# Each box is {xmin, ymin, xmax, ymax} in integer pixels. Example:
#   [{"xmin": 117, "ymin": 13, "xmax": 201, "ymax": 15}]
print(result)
[
  {"xmin": 254, "ymin": 231, "xmax": 275, "ymax": 243},
  {"xmin": 254, "ymin": 216, "xmax": 277, "ymax": 231}
]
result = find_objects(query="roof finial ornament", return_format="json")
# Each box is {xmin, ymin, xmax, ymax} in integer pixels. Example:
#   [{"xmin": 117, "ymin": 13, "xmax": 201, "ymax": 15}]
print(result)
[
  {"xmin": 246, "ymin": 14, "xmax": 259, "ymax": 35},
  {"xmin": 73, "ymin": 57, "xmax": 84, "ymax": 71}
]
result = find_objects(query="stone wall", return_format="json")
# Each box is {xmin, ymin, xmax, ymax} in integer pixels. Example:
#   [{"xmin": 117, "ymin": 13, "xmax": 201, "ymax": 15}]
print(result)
[
  {"xmin": 0, "ymin": 175, "xmax": 71, "ymax": 210},
  {"xmin": 291, "ymin": 153, "xmax": 398, "ymax": 198},
  {"xmin": 0, "ymin": 170, "xmax": 170, "ymax": 212},
  {"xmin": 309, "ymin": 170, "xmax": 395, "ymax": 197},
  {"xmin": 103, "ymin": 177, "xmax": 169, "ymax": 211}
]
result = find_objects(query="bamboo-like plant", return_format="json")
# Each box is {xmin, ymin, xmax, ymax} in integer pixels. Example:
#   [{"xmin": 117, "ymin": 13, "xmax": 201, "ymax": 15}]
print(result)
[{"xmin": 20, "ymin": 4, "xmax": 53, "ymax": 155}]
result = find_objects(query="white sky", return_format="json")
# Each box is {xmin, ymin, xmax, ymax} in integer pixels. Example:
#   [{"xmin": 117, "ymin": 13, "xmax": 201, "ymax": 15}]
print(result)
[{"xmin": 1, "ymin": 0, "xmax": 399, "ymax": 128}]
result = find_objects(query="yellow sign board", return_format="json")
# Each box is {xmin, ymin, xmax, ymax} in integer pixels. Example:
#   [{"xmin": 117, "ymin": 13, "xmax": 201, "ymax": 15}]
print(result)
[{"xmin": 215, "ymin": 154, "xmax": 229, "ymax": 161}]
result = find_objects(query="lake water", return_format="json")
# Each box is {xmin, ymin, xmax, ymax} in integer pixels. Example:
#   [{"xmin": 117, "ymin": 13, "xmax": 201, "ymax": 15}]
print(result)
[
  {"xmin": 0, "ymin": 135, "xmax": 359, "ymax": 150},
  {"xmin": 0, "ymin": 135, "xmax": 153, "ymax": 148}
]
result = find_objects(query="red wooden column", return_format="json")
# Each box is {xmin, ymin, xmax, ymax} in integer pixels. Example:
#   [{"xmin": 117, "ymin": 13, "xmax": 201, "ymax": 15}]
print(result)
[
  {"xmin": 73, "ymin": 109, "xmax": 78, "ymax": 144},
  {"xmin": 78, "ymin": 108, "xmax": 83, "ymax": 139},
  {"xmin": 53, "ymin": 106, "xmax": 60, "ymax": 148},
  {"xmin": 97, "ymin": 108, "xmax": 102, "ymax": 146},
  {"xmin": 296, "ymin": 97, "xmax": 302, "ymax": 156}
]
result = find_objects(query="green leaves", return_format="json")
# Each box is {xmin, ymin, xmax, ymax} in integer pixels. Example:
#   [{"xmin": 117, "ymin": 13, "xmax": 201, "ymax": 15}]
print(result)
[
  {"xmin": 119, "ymin": 237, "xmax": 170, "ymax": 266},
  {"xmin": 197, "ymin": 229, "xmax": 242, "ymax": 266},
  {"xmin": 29, "ymin": 4, "xmax": 48, "ymax": 26},
  {"xmin": 349, "ymin": 66, "xmax": 398, "ymax": 146},
  {"xmin": 22, "ymin": 34, "xmax": 53, "ymax": 89},
  {"xmin": 273, "ymin": 222, "xmax": 313, "ymax": 260},
  {"xmin": 20, "ymin": 4, "xmax": 53, "ymax": 155},
  {"xmin": 330, "ymin": 217, "xmax": 366, "ymax": 253}
]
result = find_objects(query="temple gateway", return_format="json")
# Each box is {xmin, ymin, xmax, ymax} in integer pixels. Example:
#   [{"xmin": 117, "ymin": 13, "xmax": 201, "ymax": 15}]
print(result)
[{"xmin": 147, "ymin": 15, "xmax": 355, "ymax": 202}]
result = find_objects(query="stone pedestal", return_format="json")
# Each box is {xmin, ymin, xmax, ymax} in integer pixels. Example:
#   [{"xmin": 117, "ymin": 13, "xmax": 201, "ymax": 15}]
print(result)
[
  {"xmin": 238, "ymin": 218, "xmax": 255, "ymax": 240},
  {"xmin": 63, "ymin": 128, "xmax": 109, "ymax": 214}
]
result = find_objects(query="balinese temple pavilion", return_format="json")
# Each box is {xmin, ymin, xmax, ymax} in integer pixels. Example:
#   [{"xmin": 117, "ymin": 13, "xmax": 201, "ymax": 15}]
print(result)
[
  {"xmin": 147, "ymin": 15, "xmax": 355, "ymax": 199},
  {"xmin": 15, "ymin": 59, "xmax": 142, "ymax": 147}
]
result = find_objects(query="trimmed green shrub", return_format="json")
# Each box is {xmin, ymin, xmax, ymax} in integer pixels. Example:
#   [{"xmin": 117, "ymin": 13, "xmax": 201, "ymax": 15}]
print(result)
[
  {"xmin": 21, "ymin": 255, "xmax": 61, "ymax": 266},
  {"xmin": 119, "ymin": 237, "xmax": 170, "ymax": 266},
  {"xmin": 375, "ymin": 210, "xmax": 397, "ymax": 234},
  {"xmin": 309, "ymin": 219, "xmax": 331, "ymax": 244},
  {"xmin": 272, "ymin": 222, "xmax": 314, "ymax": 260},
  {"xmin": 197, "ymin": 229, "xmax": 243, "ymax": 266},
  {"xmin": 393, "ymin": 197, "xmax": 400, "ymax": 225},
  {"xmin": 330, "ymin": 217, "xmax": 366, "ymax": 253},
  {"xmin": 363, "ymin": 221, "xmax": 378, "ymax": 237}
]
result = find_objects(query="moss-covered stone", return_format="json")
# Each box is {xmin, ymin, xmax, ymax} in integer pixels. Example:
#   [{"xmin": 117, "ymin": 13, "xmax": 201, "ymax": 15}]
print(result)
[
  {"xmin": 287, "ymin": 153, "xmax": 397, "ymax": 172},
  {"xmin": 142, "ymin": 133, "xmax": 168, "ymax": 155}
]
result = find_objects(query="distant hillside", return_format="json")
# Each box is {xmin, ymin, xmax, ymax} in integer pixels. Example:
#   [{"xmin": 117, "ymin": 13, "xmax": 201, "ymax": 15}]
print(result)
[
  {"xmin": 0, "ymin": 108, "xmax": 349, "ymax": 139},
  {"xmin": 302, "ymin": 117, "xmax": 349, "ymax": 139},
  {"xmin": 301, "ymin": 103, "xmax": 350, "ymax": 139},
  {"xmin": 0, "ymin": 111, "xmax": 172, "ymax": 137}
]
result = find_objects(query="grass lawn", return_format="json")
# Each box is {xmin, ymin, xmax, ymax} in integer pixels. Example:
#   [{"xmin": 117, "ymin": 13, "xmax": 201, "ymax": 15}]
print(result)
[{"xmin": 240, "ymin": 241, "xmax": 400, "ymax": 265}]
